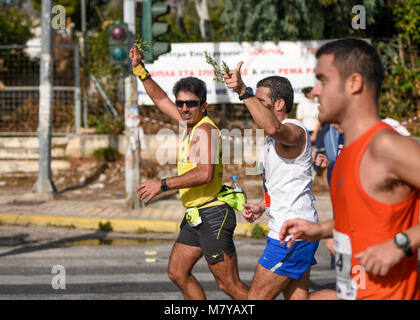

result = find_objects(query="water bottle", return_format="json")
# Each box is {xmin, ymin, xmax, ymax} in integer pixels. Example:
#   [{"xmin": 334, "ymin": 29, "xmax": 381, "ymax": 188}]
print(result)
[{"xmin": 231, "ymin": 175, "xmax": 247, "ymax": 201}]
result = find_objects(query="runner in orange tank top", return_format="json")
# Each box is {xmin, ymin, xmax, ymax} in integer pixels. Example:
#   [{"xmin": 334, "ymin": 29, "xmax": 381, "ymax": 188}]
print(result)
[
  {"xmin": 331, "ymin": 121, "xmax": 419, "ymax": 299},
  {"xmin": 279, "ymin": 38, "xmax": 420, "ymax": 300}
]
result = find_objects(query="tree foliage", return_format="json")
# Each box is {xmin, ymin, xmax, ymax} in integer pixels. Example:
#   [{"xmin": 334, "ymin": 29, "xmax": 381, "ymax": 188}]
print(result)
[
  {"xmin": 221, "ymin": 0, "xmax": 308, "ymax": 41},
  {"xmin": 0, "ymin": 3, "xmax": 37, "ymax": 86},
  {"xmin": 220, "ymin": 0, "xmax": 394, "ymax": 41},
  {"xmin": 161, "ymin": 2, "xmax": 203, "ymax": 43},
  {"xmin": 0, "ymin": 4, "xmax": 33, "ymax": 45},
  {"xmin": 161, "ymin": 0, "xmax": 229, "ymax": 42},
  {"xmin": 377, "ymin": 0, "xmax": 419, "ymax": 126}
]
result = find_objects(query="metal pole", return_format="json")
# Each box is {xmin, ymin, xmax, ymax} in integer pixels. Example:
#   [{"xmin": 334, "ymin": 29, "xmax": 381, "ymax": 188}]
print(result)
[
  {"xmin": 124, "ymin": 0, "xmax": 141, "ymax": 209},
  {"xmin": 81, "ymin": 0, "xmax": 88, "ymax": 128},
  {"xmin": 73, "ymin": 45, "xmax": 81, "ymax": 133},
  {"xmin": 33, "ymin": 0, "xmax": 56, "ymax": 196}
]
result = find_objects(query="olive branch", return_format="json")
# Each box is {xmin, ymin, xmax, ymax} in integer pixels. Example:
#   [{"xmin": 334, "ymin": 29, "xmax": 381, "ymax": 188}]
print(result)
[
  {"xmin": 133, "ymin": 35, "xmax": 153, "ymax": 55},
  {"xmin": 205, "ymin": 51, "xmax": 230, "ymax": 83}
]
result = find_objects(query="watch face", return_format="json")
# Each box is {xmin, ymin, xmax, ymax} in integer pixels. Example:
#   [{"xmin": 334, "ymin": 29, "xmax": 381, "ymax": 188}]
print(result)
[{"xmin": 395, "ymin": 233, "xmax": 408, "ymax": 247}]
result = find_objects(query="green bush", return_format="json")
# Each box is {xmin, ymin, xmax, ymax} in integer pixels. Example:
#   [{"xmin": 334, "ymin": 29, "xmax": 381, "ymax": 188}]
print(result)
[
  {"xmin": 250, "ymin": 223, "xmax": 267, "ymax": 239},
  {"xmin": 98, "ymin": 221, "xmax": 113, "ymax": 232},
  {"xmin": 46, "ymin": 222, "xmax": 76, "ymax": 229},
  {"xmin": 92, "ymin": 147, "xmax": 122, "ymax": 162},
  {"xmin": 136, "ymin": 226, "xmax": 148, "ymax": 234},
  {"xmin": 377, "ymin": 39, "xmax": 419, "ymax": 122},
  {"xmin": 92, "ymin": 114, "xmax": 124, "ymax": 135}
]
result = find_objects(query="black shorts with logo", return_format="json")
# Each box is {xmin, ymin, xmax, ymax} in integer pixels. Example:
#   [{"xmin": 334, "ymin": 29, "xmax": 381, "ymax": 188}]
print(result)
[{"xmin": 176, "ymin": 202, "xmax": 237, "ymax": 264}]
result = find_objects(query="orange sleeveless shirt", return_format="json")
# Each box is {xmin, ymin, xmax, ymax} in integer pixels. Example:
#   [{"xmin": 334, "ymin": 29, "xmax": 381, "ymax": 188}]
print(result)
[{"xmin": 330, "ymin": 121, "xmax": 420, "ymax": 300}]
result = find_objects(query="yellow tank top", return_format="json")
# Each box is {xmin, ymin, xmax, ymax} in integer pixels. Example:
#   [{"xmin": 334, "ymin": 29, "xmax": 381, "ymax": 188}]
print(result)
[{"xmin": 177, "ymin": 116, "xmax": 223, "ymax": 208}]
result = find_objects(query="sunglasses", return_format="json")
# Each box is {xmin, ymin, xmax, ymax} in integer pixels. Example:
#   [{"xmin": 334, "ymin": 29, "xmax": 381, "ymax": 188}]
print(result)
[{"xmin": 175, "ymin": 100, "xmax": 201, "ymax": 108}]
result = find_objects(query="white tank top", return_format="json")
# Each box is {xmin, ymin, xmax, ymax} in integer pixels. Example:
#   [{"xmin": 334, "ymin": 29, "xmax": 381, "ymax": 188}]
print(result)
[{"xmin": 259, "ymin": 118, "xmax": 318, "ymax": 240}]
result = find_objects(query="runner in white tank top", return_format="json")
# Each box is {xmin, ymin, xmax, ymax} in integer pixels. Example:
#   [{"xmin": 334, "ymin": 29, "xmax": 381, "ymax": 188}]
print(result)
[
  {"xmin": 222, "ymin": 67, "xmax": 320, "ymax": 300},
  {"xmin": 260, "ymin": 118, "xmax": 319, "ymax": 241}
]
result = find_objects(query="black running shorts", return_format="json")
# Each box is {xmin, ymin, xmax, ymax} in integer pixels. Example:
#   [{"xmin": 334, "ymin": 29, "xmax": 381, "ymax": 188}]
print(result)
[{"xmin": 176, "ymin": 203, "xmax": 237, "ymax": 264}]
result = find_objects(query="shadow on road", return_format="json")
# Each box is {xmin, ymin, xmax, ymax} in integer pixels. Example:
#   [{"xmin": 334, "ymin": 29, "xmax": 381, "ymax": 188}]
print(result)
[
  {"xmin": 56, "ymin": 163, "xmax": 109, "ymax": 194},
  {"xmin": 0, "ymin": 230, "xmax": 115, "ymax": 258}
]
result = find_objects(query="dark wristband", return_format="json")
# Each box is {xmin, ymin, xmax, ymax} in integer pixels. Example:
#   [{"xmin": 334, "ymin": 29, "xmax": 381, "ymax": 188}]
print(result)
[{"xmin": 161, "ymin": 179, "xmax": 169, "ymax": 192}]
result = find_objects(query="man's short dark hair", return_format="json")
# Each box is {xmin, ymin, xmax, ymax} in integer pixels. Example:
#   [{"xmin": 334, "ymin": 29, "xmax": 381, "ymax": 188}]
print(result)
[
  {"xmin": 302, "ymin": 87, "xmax": 313, "ymax": 96},
  {"xmin": 316, "ymin": 38, "xmax": 384, "ymax": 101},
  {"xmin": 173, "ymin": 77, "xmax": 207, "ymax": 104},
  {"xmin": 256, "ymin": 76, "xmax": 294, "ymax": 113}
]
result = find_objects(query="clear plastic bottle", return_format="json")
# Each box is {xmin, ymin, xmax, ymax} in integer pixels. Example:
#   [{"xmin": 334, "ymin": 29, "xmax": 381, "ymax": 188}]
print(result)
[{"xmin": 231, "ymin": 175, "xmax": 247, "ymax": 201}]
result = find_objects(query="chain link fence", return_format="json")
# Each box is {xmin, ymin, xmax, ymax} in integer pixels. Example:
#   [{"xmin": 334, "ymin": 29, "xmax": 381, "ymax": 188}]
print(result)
[
  {"xmin": 0, "ymin": 43, "xmax": 271, "ymax": 137},
  {"xmin": 0, "ymin": 44, "xmax": 81, "ymax": 135}
]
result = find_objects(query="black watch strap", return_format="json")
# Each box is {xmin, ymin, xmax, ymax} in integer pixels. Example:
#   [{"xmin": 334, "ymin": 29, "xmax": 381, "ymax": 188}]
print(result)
[
  {"xmin": 239, "ymin": 87, "xmax": 254, "ymax": 100},
  {"xmin": 402, "ymin": 246, "xmax": 413, "ymax": 258},
  {"xmin": 394, "ymin": 232, "xmax": 413, "ymax": 258},
  {"xmin": 161, "ymin": 179, "xmax": 169, "ymax": 192}
]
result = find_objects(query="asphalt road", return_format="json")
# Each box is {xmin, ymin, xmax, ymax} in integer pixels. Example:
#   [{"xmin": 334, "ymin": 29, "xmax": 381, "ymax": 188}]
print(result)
[{"xmin": 0, "ymin": 224, "xmax": 336, "ymax": 300}]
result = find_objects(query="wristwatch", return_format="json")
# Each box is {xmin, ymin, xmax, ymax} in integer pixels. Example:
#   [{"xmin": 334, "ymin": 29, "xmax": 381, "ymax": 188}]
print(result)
[
  {"xmin": 239, "ymin": 87, "xmax": 254, "ymax": 100},
  {"xmin": 161, "ymin": 179, "xmax": 169, "ymax": 192},
  {"xmin": 394, "ymin": 232, "xmax": 413, "ymax": 258}
]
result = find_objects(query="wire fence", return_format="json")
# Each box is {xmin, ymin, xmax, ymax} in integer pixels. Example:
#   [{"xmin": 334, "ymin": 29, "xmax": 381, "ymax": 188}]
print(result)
[
  {"xmin": 0, "ymin": 44, "xmax": 81, "ymax": 135},
  {"xmin": 0, "ymin": 43, "xmax": 276, "ymax": 137}
]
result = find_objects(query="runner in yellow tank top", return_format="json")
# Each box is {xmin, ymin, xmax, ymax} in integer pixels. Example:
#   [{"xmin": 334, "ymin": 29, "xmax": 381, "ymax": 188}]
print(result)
[
  {"xmin": 129, "ymin": 47, "xmax": 249, "ymax": 300},
  {"xmin": 177, "ymin": 115, "xmax": 223, "ymax": 208}
]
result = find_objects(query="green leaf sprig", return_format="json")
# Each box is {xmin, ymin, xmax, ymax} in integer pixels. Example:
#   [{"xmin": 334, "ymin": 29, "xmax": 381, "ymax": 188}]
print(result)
[
  {"xmin": 205, "ymin": 51, "xmax": 230, "ymax": 83},
  {"xmin": 133, "ymin": 35, "xmax": 152, "ymax": 55}
]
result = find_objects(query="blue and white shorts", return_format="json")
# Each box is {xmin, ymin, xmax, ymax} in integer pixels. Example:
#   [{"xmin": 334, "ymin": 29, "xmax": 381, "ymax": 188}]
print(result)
[{"xmin": 258, "ymin": 237, "xmax": 319, "ymax": 280}]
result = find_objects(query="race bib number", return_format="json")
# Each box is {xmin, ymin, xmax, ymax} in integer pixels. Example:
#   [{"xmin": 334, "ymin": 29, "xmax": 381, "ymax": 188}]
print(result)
[
  {"xmin": 333, "ymin": 230, "xmax": 357, "ymax": 300},
  {"xmin": 186, "ymin": 207, "xmax": 202, "ymax": 227}
]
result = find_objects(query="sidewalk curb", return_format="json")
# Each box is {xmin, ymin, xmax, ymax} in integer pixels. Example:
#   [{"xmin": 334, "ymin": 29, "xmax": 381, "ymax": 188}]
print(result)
[{"xmin": 0, "ymin": 212, "xmax": 268, "ymax": 237}]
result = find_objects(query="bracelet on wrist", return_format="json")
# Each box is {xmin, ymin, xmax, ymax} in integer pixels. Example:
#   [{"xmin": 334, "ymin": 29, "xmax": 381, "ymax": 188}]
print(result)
[{"xmin": 133, "ymin": 63, "xmax": 151, "ymax": 81}]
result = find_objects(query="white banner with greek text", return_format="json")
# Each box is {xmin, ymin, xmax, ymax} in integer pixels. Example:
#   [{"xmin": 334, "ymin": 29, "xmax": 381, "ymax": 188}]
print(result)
[{"xmin": 137, "ymin": 40, "xmax": 331, "ymax": 105}]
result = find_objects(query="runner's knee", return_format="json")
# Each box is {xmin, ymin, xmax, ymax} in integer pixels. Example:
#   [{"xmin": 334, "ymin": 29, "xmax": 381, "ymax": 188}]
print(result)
[
  {"xmin": 168, "ymin": 265, "xmax": 188, "ymax": 285},
  {"xmin": 216, "ymin": 278, "xmax": 238, "ymax": 295}
]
